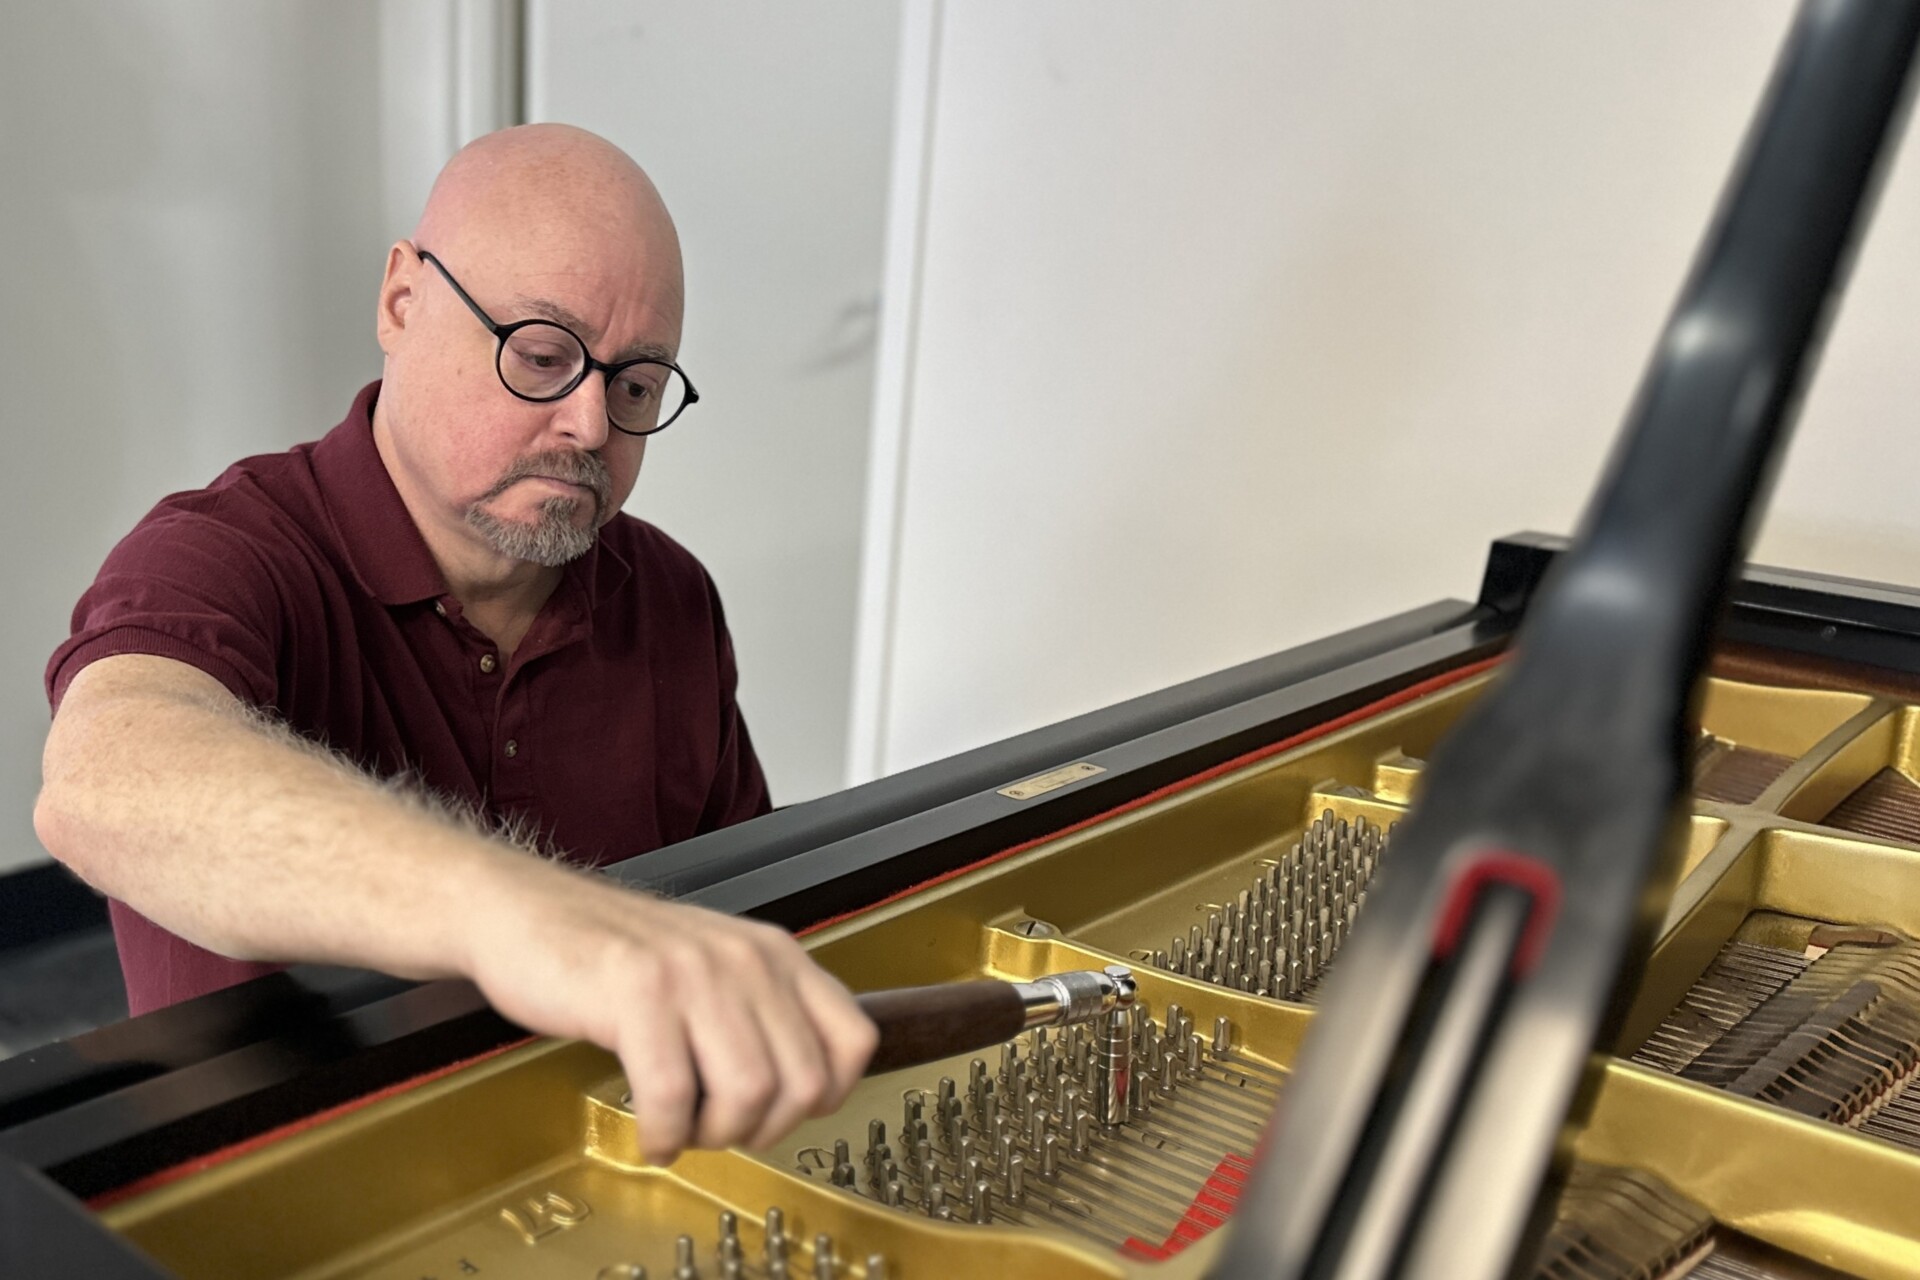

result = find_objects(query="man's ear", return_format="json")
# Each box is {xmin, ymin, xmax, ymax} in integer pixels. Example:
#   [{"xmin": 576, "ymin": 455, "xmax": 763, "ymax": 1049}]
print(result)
[{"xmin": 374, "ymin": 242, "xmax": 417, "ymax": 355}]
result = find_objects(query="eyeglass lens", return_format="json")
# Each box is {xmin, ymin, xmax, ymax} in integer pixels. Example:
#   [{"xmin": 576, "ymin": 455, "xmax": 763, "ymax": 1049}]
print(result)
[{"xmin": 498, "ymin": 322, "xmax": 689, "ymax": 433}]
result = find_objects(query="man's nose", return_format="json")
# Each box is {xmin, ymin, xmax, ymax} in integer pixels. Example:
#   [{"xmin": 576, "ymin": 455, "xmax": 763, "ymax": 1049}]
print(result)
[{"xmin": 551, "ymin": 371, "xmax": 613, "ymax": 450}]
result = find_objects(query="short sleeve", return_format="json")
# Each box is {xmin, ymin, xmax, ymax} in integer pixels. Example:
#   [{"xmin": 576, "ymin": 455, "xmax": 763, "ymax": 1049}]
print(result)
[{"xmin": 47, "ymin": 501, "xmax": 291, "ymax": 714}]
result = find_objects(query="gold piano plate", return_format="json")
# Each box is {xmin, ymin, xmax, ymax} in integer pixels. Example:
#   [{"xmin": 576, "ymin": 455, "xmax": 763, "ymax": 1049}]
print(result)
[{"xmin": 96, "ymin": 667, "xmax": 1920, "ymax": 1278}]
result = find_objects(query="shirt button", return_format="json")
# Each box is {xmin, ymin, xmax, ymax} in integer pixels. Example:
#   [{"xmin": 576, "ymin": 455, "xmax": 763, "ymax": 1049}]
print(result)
[
  {"xmin": 433, "ymin": 601, "xmax": 447, "ymax": 617},
  {"xmin": 504, "ymin": 739, "xmax": 518, "ymax": 758},
  {"xmin": 480, "ymin": 653, "xmax": 497, "ymax": 674}
]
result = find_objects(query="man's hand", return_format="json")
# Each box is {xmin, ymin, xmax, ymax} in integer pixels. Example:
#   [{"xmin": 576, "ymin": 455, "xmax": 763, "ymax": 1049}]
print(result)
[{"xmin": 462, "ymin": 855, "xmax": 877, "ymax": 1165}]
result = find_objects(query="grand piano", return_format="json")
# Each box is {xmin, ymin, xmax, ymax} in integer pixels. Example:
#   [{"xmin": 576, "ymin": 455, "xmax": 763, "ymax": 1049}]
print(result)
[
  {"xmin": 7, "ymin": 2, "xmax": 1920, "ymax": 1277},
  {"xmin": 5, "ymin": 538, "xmax": 1920, "ymax": 1278}
]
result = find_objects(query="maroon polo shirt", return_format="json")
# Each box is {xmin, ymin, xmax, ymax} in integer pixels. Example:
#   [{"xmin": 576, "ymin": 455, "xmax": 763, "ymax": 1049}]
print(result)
[{"xmin": 48, "ymin": 381, "xmax": 770, "ymax": 1014}]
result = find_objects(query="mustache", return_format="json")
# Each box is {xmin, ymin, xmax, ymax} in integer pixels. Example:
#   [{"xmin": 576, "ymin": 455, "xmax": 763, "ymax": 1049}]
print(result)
[{"xmin": 481, "ymin": 450, "xmax": 614, "ymax": 511}]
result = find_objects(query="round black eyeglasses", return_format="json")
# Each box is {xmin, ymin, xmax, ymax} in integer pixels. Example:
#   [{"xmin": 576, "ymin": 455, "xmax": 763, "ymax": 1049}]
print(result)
[{"xmin": 415, "ymin": 247, "xmax": 698, "ymax": 436}]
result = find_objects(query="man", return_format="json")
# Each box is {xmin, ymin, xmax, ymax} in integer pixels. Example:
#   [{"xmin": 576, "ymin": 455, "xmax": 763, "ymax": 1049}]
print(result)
[{"xmin": 34, "ymin": 124, "xmax": 877, "ymax": 1166}]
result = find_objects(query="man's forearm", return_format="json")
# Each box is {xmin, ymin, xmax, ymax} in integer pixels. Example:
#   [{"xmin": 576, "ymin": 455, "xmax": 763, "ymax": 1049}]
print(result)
[
  {"xmin": 36, "ymin": 654, "xmax": 537, "ymax": 982},
  {"xmin": 38, "ymin": 652, "xmax": 878, "ymax": 1166}
]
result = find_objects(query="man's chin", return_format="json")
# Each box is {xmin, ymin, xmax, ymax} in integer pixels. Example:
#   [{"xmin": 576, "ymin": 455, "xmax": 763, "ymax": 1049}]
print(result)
[{"xmin": 465, "ymin": 505, "xmax": 599, "ymax": 567}]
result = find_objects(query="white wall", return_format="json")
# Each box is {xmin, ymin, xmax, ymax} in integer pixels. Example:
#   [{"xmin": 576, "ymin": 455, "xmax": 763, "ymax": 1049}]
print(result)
[
  {"xmin": 0, "ymin": 2, "xmax": 396, "ymax": 871},
  {"xmin": 527, "ymin": 1, "xmax": 902, "ymax": 805},
  {"xmin": 853, "ymin": 0, "xmax": 1920, "ymax": 783},
  {"xmin": 0, "ymin": 0, "xmax": 528, "ymax": 873}
]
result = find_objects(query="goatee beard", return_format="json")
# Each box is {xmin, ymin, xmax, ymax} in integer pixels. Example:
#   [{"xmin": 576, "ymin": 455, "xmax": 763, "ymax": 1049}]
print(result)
[
  {"xmin": 466, "ymin": 495, "xmax": 598, "ymax": 567},
  {"xmin": 465, "ymin": 450, "xmax": 614, "ymax": 567}
]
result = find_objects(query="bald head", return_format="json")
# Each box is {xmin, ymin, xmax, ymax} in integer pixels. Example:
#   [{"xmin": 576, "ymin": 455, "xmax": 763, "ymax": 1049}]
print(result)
[{"xmin": 414, "ymin": 123, "xmax": 683, "ymax": 316}]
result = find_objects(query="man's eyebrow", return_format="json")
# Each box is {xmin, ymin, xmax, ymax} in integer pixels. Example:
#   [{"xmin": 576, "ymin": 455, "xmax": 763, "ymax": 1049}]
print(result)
[{"xmin": 512, "ymin": 294, "xmax": 676, "ymax": 363}]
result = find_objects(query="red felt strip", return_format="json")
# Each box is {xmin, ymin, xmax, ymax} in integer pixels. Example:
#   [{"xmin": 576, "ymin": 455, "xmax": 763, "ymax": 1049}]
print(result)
[
  {"xmin": 1120, "ymin": 1150, "xmax": 1259, "ymax": 1258},
  {"xmin": 86, "ymin": 1034, "xmax": 538, "ymax": 1210},
  {"xmin": 801, "ymin": 654, "xmax": 1502, "ymax": 939}
]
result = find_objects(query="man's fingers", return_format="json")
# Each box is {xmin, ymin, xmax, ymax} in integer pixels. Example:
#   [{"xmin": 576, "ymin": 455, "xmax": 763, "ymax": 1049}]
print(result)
[
  {"xmin": 681, "ymin": 954, "xmax": 781, "ymax": 1149},
  {"xmin": 741, "ymin": 976, "xmax": 837, "ymax": 1150},
  {"xmin": 792, "ymin": 960, "xmax": 879, "ymax": 1113},
  {"xmin": 620, "ymin": 1012, "xmax": 697, "ymax": 1166}
]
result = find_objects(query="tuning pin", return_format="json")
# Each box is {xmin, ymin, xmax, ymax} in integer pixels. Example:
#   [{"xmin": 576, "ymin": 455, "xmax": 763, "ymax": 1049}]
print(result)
[
  {"xmin": 973, "ymin": 1179, "xmax": 993, "ymax": 1224},
  {"xmin": 814, "ymin": 1234, "xmax": 836, "ymax": 1280},
  {"xmin": 921, "ymin": 1163, "xmax": 941, "ymax": 1211}
]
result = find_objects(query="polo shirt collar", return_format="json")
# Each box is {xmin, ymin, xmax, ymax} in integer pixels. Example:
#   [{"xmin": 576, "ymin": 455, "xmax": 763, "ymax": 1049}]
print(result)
[
  {"xmin": 580, "ymin": 518, "xmax": 632, "ymax": 610},
  {"xmin": 313, "ymin": 380, "xmax": 634, "ymax": 612},
  {"xmin": 311, "ymin": 381, "xmax": 447, "ymax": 606}
]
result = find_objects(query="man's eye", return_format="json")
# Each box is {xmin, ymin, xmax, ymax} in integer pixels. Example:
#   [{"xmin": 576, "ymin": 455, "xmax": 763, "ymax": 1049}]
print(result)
[
  {"xmin": 614, "ymin": 375, "xmax": 657, "ymax": 404},
  {"xmin": 506, "ymin": 337, "xmax": 576, "ymax": 373}
]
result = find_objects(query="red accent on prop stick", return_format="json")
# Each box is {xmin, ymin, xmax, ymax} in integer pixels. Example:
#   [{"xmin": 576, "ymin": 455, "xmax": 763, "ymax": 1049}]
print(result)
[{"xmin": 1429, "ymin": 851, "xmax": 1564, "ymax": 978}]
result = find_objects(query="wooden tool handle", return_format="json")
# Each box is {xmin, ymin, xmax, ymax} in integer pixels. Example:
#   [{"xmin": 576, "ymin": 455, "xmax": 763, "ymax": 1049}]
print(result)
[{"xmin": 857, "ymin": 980, "xmax": 1029, "ymax": 1074}]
